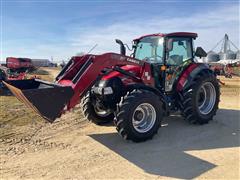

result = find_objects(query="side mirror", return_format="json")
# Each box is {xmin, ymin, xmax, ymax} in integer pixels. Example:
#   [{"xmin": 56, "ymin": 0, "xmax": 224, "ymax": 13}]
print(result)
[
  {"xmin": 115, "ymin": 39, "xmax": 126, "ymax": 56},
  {"xmin": 167, "ymin": 39, "xmax": 173, "ymax": 51},
  {"xmin": 195, "ymin": 47, "xmax": 207, "ymax": 58}
]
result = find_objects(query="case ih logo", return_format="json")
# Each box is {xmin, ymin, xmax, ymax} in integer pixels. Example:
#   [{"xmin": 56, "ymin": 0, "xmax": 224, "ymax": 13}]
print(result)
[
  {"xmin": 144, "ymin": 71, "xmax": 151, "ymax": 80},
  {"xmin": 126, "ymin": 58, "xmax": 140, "ymax": 64}
]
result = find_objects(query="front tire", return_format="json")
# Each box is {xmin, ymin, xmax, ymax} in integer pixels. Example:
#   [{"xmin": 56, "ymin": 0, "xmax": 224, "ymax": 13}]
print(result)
[
  {"xmin": 180, "ymin": 71, "xmax": 220, "ymax": 124},
  {"xmin": 114, "ymin": 89, "xmax": 163, "ymax": 142},
  {"xmin": 81, "ymin": 92, "xmax": 114, "ymax": 125}
]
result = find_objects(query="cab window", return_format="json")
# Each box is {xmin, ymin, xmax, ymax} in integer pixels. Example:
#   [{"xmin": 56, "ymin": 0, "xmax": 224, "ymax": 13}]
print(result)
[
  {"xmin": 134, "ymin": 36, "xmax": 164, "ymax": 63},
  {"xmin": 166, "ymin": 37, "xmax": 193, "ymax": 65}
]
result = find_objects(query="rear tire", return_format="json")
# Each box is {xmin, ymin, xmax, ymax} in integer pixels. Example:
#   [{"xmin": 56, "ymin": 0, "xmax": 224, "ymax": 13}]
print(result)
[
  {"xmin": 114, "ymin": 89, "xmax": 163, "ymax": 142},
  {"xmin": 81, "ymin": 92, "xmax": 114, "ymax": 125},
  {"xmin": 180, "ymin": 71, "xmax": 220, "ymax": 124}
]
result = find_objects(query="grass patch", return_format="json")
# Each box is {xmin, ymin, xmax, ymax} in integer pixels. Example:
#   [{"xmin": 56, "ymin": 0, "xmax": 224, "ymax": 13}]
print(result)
[
  {"xmin": 26, "ymin": 68, "xmax": 55, "ymax": 81},
  {"xmin": 30, "ymin": 68, "xmax": 49, "ymax": 75}
]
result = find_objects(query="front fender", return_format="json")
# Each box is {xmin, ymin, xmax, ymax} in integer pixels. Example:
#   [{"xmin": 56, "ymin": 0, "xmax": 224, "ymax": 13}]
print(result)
[{"xmin": 126, "ymin": 83, "xmax": 171, "ymax": 105}]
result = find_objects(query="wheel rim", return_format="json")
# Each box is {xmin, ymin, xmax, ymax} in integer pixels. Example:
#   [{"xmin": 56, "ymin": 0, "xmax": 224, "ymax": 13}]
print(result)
[
  {"xmin": 94, "ymin": 106, "xmax": 111, "ymax": 117},
  {"xmin": 132, "ymin": 103, "xmax": 156, "ymax": 133},
  {"xmin": 197, "ymin": 82, "xmax": 216, "ymax": 115}
]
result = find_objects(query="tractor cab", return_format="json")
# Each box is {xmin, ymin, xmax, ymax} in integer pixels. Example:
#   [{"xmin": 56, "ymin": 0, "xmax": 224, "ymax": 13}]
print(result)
[
  {"xmin": 132, "ymin": 32, "xmax": 198, "ymax": 64},
  {"xmin": 131, "ymin": 32, "xmax": 207, "ymax": 91}
]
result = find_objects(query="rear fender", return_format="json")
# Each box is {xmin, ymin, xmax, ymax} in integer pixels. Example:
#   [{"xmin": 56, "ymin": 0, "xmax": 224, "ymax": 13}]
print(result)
[{"xmin": 176, "ymin": 63, "xmax": 213, "ymax": 92}]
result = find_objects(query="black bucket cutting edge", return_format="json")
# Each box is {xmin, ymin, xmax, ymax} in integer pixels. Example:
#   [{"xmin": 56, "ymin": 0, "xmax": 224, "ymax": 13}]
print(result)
[{"xmin": 3, "ymin": 79, "xmax": 74, "ymax": 123}]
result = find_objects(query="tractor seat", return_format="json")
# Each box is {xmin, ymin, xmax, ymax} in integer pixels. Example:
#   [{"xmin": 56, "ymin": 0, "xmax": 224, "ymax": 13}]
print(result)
[{"xmin": 168, "ymin": 55, "xmax": 183, "ymax": 65}]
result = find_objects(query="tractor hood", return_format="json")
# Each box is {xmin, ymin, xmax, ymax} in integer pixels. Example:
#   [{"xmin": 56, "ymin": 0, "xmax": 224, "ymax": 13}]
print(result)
[{"xmin": 101, "ymin": 65, "xmax": 141, "ymax": 81}]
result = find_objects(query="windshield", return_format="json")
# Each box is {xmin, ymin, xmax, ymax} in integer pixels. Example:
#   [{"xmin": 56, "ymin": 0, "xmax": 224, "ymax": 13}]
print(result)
[{"xmin": 134, "ymin": 36, "xmax": 164, "ymax": 63}]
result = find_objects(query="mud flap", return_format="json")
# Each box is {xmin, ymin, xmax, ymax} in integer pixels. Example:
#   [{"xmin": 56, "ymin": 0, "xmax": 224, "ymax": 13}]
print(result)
[{"xmin": 3, "ymin": 79, "xmax": 74, "ymax": 123}]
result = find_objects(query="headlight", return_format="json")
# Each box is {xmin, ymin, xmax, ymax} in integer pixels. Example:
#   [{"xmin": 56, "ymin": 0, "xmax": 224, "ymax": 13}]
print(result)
[
  {"xmin": 103, "ymin": 87, "xmax": 113, "ymax": 95},
  {"xmin": 95, "ymin": 87, "xmax": 113, "ymax": 95}
]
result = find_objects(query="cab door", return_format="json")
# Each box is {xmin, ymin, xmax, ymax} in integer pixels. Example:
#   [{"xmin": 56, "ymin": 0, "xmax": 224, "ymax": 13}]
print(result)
[{"xmin": 164, "ymin": 37, "xmax": 194, "ymax": 92}]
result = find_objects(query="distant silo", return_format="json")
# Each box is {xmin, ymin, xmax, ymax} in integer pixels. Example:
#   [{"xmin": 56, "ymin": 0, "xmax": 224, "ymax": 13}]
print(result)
[
  {"xmin": 206, "ymin": 51, "xmax": 220, "ymax": 62},
  {"xmin": 219, "ymin": 50, "xmax": 236, "ymax": 60},
  {"xmin": 236, "ymin": 50, "xmax": 240, "ymax": 59}
]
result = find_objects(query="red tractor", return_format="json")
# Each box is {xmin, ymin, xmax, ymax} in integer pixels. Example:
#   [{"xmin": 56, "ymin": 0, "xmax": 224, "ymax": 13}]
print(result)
[{"xmin": 4, "ymin": 32, "xmax": 220, "ymax": 142}]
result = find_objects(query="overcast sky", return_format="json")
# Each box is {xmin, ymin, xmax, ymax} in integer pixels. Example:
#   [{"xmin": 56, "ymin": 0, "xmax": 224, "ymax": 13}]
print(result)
[{"xmin": 1, "ymin": 0, "xmax": 239, "ymax": 61}]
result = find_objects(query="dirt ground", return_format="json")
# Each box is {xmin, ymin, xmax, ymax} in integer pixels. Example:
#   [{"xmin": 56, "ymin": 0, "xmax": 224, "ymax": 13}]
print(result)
[{"xmin": 0, "ymin": 68, "xmax": 239, "ymax": 179}]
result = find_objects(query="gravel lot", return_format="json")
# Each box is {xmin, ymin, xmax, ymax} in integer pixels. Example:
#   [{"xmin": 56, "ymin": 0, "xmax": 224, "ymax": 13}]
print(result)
[{"xmin": 0, "ymin": 69, "xmax": 239, "ymax": 179}]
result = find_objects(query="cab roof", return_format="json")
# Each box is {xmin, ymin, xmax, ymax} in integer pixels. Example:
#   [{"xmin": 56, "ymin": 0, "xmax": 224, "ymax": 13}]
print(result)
[{"xmin": 134, "ymin": 32, "xmax": 198, "ymax": 41}]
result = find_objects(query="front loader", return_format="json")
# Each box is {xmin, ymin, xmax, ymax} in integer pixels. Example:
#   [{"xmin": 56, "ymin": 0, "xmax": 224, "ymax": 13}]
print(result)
[{"xmin": 4, "ymin": 32, "xmax": 220, "ymax": 142}]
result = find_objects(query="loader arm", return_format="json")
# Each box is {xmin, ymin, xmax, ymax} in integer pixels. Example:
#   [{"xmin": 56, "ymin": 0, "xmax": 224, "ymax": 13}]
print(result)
[
  {"xmin": 4, "ymin": 53, "xmax": 153, "ymax": 122},
  {"xmin": 58, "ymin": 53, "xmax": 154, "ymax": 110}
]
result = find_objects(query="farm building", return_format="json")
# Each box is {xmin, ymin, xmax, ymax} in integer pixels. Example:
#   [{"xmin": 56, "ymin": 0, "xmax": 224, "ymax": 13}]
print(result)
[{"xmin": 31, "ymin": 59, "xmax": 51, "ymax": 67}]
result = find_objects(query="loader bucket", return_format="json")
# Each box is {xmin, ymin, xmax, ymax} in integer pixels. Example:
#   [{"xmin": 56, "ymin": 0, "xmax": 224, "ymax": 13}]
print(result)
[{"xmin": 3, "ymin": 79, "xmax": 74, "ymax": 123}]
